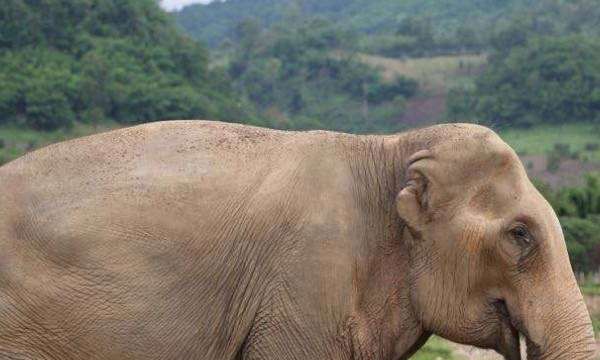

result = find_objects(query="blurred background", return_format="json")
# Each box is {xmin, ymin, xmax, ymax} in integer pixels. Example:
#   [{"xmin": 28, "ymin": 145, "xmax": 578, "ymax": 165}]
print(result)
[{"xmin": 1, "ymin": 0, "xmax": 599, "ymax": 358}]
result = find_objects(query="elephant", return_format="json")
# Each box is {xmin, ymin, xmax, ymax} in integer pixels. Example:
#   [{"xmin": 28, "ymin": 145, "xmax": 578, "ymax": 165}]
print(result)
[{"xmin": 0, "ymin": 120, "xmax": 594, "ymax": 360}]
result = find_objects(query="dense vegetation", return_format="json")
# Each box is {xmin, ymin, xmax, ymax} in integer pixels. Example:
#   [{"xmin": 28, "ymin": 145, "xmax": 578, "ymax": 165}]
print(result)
[
  {"xmin": 0, "ymin": 0, "xmax": 256, "ymax": 130},
  {"xmin": 447, "ymin": 9, "xmax": 600, "ymax": 128},
  {"xmin": 0, "ymin": 0, "xmax": 419, "ymax": 133},
  {"xmin": 175, "ymin": 0, "xmax": 600, "ymax": 131},
  {"xmin": 174, "ymin": 0, "xmax": 528, "ymax": 49},
  {"xmin": 175, "ymin": 0, "xmax": 600, "ymax": 56},
  {"xmin": 537, "ymin": 174, "xmax": 600, "ymax": 274},
  {"xmin": 226, "ymin": 18, "xmax": 417, "ymax": 132},
  {"xmin": 4, "ymin": 0, "xmax": 599, "ymax": 133}
]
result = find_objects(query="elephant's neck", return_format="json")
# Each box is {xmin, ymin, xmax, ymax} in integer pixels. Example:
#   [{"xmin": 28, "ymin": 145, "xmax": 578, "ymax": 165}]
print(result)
[
  {"xmin": 342, "ymin": 134, "xmax": 427, "ymax": 359},
  {"xmin": 344, "ymin": 130, "xmax": 444, "ymax": 217}
]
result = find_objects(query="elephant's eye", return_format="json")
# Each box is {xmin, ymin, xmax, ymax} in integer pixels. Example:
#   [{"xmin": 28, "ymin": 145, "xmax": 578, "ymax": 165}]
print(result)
[{"xmin": 510, "ymin": 224, "xmax": 531, "ymax": 245}]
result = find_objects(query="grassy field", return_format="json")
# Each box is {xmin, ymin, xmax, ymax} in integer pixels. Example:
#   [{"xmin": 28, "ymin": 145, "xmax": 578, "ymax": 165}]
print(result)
[
  {"xmin": 582, "ymin": 283, "xmax": 600, "ymax": 296},
  {"xmin": 499, "ymin": 122, "xmax": 600, "ymax": 161},
  {"xmin": 413, "ymin": 336, "xmax": 456, "ymax": 360}
]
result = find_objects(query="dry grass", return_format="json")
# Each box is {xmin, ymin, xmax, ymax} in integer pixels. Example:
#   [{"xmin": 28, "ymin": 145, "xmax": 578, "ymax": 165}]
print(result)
[{"xmin": 358, "ymin": 53, "xmax": 487, "ymax": 93}]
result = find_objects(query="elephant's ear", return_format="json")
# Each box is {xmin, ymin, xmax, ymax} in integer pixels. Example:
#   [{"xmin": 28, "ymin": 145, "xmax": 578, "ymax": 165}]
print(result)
[{"xmin": 396, "ymin": 150, "xmax": 434, "ymax": 234}]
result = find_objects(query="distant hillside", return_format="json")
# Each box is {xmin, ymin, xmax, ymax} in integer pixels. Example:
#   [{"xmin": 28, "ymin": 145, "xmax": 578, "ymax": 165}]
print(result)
[
  {"xmin": 0, "ymin": 0, "xmax": 255, "ymax": 131},
  {"xmin": 174, "ymin": 0, "xmax": 531, "ymax": 47},
  {"xmin": 175, "ymin": 0, "xmax": 600, "ymax": 52}
]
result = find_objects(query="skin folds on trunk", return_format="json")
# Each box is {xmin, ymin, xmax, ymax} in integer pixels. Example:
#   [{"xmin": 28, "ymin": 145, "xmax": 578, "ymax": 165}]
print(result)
[{"xmin": 519, "ymin": 288, "xmax": 596, "ymax": 359}]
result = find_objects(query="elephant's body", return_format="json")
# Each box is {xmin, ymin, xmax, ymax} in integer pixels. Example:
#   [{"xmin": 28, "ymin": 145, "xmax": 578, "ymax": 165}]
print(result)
[
  {"xmin": 0, "ymin": 121, "xmax": 425, "ymax": 359},
  {"xmin": 0, "ymin": 121, "xmax": 595, "ymax": 360}
]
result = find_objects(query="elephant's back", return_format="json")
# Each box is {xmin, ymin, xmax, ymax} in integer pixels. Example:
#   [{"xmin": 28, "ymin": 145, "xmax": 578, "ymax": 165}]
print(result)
[
  {"xmin": 0, "ymin": 120, "xmax": 364, "ymax": 358},
  {"xmin": 0, "ymin": 120, "xmax": 314, "ymax": 257},
  {"xmin": 0, "ymin": 120, "xmax": 292, "ymax": 187},
  {"xmin": 0, "ymin": 121, "xmax": 301, "ymax": 215},
  {"xmin": 0, "ymin": 120, "xmax": 318, "ymax": 358},
  {"xmin": 0, "ymin": 120, "xmax": 356, "ymax": 254}
]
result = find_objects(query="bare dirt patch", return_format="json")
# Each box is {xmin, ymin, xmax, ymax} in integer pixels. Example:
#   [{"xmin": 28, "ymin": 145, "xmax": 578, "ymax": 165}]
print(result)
[
  {"xmin": 521, "ymin": 155, "xmax": 600, "ymax": 188},
  {"xmin": 449, "ymin": 342, "xmax": 520, "ymax": 360},
  {"xmin": 397, "ymin": 94, "xmax": 446, "ymax": 126},
  {"xmin": 357, "ymin": 53, "xmax": 487, "ymax": 128}
]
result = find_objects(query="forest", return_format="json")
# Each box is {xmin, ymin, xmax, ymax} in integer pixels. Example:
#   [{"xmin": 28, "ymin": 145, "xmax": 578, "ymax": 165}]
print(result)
[{"xmin": 0, "ymin": 0, "xmax": 257, "ymax": 131}]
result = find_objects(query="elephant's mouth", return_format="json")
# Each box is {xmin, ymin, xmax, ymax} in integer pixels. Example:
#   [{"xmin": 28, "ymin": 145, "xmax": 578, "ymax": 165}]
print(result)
[{"xmin": 493, "ymin": 299, "xmax": 528, "ymax": 360}]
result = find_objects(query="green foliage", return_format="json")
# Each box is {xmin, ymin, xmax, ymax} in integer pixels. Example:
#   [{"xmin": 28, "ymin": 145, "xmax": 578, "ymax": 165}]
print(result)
[
  {"xmin": 227, "ymin": 19, "xmax": 417, "ymax": 133},
  {"xmin": 445, "ymin": 0, "xmax": 600, "ymax": 128},
  {"xmin": 555, "ymin": 175, "xmax": 600, "ymax": 219},
  {"xmin": 176, "ymin": 0, "xmax": 600, "ymax": 57},
  {"xmin": 449, "ymin": 34, "xmax": 600, "ymax": 128},
  {"xmin": 592, "ymin": 314, "xmax": 600, "ymax": 335},
  {"xmin": 0, "ymin": 49, "xmax": 79, "ymax": 130},
  {"xmin": 445, "ymin": 87, "xmax": 477, "ymax": 122},
  {"xmin": 537, "ymin": 174, "xmax": 600, "ymax": 273},
  {"xmin": 367, "ymin": 77, "xmax": 418, "ymax": 105},
  {"xmin": 412, "ymin": 336, "xmax": 455, "ymax": 360},
  {"xmin": 500, "ymin": 123, "xmax": 600, "ymax": 162},
  {"xmin": 444, "ymin": 11, "xmax": 592, "ymax": 128},
  {"xmin": 174, "ymin": 0, "xmax": 530, "ymax": 50},
  {"xmin": 475, "ymin": 35, "xmax": 600, "ymax": 127},
  {"xmin": 1, "ymin": 0, "xmax": 174, "ymax": 50},
  {"xmin": 546, "ymin": 143, "xmax": 580, "ymax": 173},
  {"xmin": 176, "ymin": 0, "xmax": 600, "ymax": 131},
  {"xmin": 561, "ymin": 216, "xmax": 600, "ymax": 274},
  {"xmin": 371, "ymin": 15, "xmax": 485, "ymax": 57},
  {"xmin": 546, "ymin": 152, "xmax": 562, "ymax": 173},
  {"xmin": 0, "ymin": 0, "xmax": 258, "ymax": 131}
]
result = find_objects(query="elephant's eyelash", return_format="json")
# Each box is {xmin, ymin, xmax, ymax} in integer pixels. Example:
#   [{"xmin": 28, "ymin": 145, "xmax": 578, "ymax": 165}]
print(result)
[
  {"xmin": 508, "ymin": 225, "xmax": 540, "ymax": 273},
  {"xmin": 509, "ymin": 224, "xmax": 533, "ymax": 246},
  {"xmin": 511, "ymin": 226, "xmax": 529, "ymax": 239}
]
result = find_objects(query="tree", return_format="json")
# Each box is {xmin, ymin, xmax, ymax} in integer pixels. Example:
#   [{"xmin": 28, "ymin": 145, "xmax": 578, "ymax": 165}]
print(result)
[
  {"xmin": 0, "ymin": 0, "xmax": 258, "ymax": 130},
  {"xmin": 535, "ymin": 174, "xmax": 600, "ymax": 273},
  {"xmin": 474, "ymin": 35, "xmax": 600, "ymax": 127},
  {"xmin": 227, "ymin": 18, "xmax": 418, "ymax": 133}
]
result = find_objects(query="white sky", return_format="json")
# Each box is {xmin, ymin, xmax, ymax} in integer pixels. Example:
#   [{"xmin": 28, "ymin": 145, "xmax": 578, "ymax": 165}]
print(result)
[{"xmin": 160, "ymin": 0, "xmax": 213, "ymax": 11}]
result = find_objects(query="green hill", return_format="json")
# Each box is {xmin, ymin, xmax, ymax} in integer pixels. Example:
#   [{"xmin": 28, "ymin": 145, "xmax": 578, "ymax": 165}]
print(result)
[
  {"xmin": 174, "ymin": 0, "xmax": 528, "ymax": 47},
  {"xmin": 174, "ymin": 0, "xmax": 600, "ymax": 53},
  {"xmin": 0, "ymin": 0, "xmax": 256, "ymax": 131}
]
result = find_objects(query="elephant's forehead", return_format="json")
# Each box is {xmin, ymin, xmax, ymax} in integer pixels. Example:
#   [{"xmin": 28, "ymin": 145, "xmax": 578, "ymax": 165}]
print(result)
[
  {"xmin": 433, "ymin": 132, "xmax": 523, "ymax": 185},
  {"xmin": 468, "ymin": 170, "xmax": 529, "ymax": 217},
  {"xmin": 435, "ymin": 125, "xmax": 514, "ymax": 159}
]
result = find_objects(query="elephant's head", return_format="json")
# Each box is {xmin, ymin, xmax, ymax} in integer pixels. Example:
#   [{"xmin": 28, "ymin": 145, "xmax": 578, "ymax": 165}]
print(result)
[{"xmin": 397, "ymin": 125, "xmax": 596, "ymax": 359}]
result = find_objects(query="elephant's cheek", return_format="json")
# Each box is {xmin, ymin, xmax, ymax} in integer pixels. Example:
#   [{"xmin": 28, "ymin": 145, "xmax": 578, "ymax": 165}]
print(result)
[{"xmin": 460, "ymin": 222, "xmax": 485, "ymax": 254}]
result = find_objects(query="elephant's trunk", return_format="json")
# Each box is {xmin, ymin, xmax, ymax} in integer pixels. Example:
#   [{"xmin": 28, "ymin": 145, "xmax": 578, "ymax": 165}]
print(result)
[{"xmin": 519, "ymin": 283, "xmax": 596, "ymax": 360}]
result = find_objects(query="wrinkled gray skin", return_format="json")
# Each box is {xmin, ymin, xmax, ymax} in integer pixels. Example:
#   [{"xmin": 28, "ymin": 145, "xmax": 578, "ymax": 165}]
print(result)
[{"xmin": 0, "ymin": 121, "xmax": 594, "ymax": 359}]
